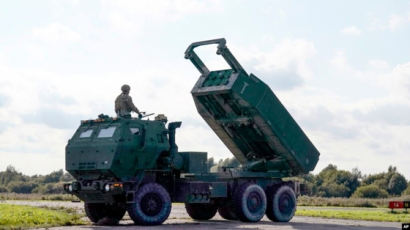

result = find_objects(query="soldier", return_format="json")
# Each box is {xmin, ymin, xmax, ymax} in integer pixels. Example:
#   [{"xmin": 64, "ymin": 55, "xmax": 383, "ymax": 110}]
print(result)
[{"xmin": 115, "ymin": 84, "xmax": 141, "ymax": 118}]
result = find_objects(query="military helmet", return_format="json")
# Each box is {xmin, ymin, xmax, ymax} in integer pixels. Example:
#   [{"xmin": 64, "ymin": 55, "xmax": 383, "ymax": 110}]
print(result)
[{"xmin": 121, "ymin": 84, "xmax": 130, "ymax": 93}]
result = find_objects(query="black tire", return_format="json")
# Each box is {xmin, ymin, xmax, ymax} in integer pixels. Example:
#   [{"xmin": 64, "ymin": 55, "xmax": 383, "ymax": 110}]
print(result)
[
  {"xmin": 233, "ymin": 183, "xmax": 266, "ymax": 222},
  {"xmin": 84, "ymin": 203, "xmax": 126, "ymax": 223},
  {"xmin": 266, "ymin": 185, "xmax": 296, "ymax": 222},
  {"xmin": 185, "ymin": 203, "xmax": 218, "ymax": 220},
  {"xmin": 127, "ymin": 183, "xmax": 171, "ymax": 225},
  {"xmin": 218, "ymin": 204, "xmax": 237, "ymax": 220},
  {"xmin": 106, "ymin": 204, "xmax": 127, "ymax": 221},
  {"xmin": 85, "ymin": 203, "xmax": 106, "ymax": 223}
]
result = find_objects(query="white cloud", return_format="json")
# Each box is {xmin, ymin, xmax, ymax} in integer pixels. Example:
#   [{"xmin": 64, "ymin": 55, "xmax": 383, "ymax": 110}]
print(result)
[
  {"xmin": 32, "ymin": 22, "xmax": 81, "ymax": 43},
  {"xmin": 329, "ymin": 51, "xmax": 391, "ymax": 82},
  {"xmin": 278, "ymin": 9, "xmax": 287, "ymax": 20},
  {"xmin": 368, "ymin": 59, "xmax": 390, "ymax": 70},
  {"xmin": 0, "ymin": 36, "xmax": 317, "ymax": 175},
  {"xmin": 388, "ymin": 14, "xmax": 408, "ymax": 30},
  {"xmin": 0, "ymin": 60, "xmax": 218, "ymax": 174},
  {"xmin": 340, "ymin": 26, "xmax": 362, "ymax": 35},
  {"xmin": 252, "ymin": 39, "xmax": 316, "ymax": 73},
  {"xmin": 275, "ymin": 49, "xmax": 410, "ymax": 177},
  {"xmin": 1, "ymin": 1, "xmax": 410, "ymax": 179},
  {"xmin": 385, "ymin": 62, "xmax": 410, "ymax": 99},
  {"xmin": 330, "ymin": 51, "xmax": 349, "ymax": 70},
  {"xmin": 285, "ymin": 87, "xmax": 410, "ymax": 177},
  {"xmin": 369, "ymin": 11, "xmax": 410, "ymax": 31},
  {"xmin": 100, "ymin": 0, "xmax": 221, "ymax": 34},
  {"xmin": 234, "ymin": 38, "xmax": 316, "ymax": 90},
  {"xmin": 0, "ymin": 152, "xmax": 66, "ymax": 176}
]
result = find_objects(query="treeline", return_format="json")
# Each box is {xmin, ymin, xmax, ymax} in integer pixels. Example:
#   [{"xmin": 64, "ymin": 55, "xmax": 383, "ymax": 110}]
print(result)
[
  {"xmin": 0, "ymin": 166, "xmax": 73, "ymax": 194},
  {"xmin": 301, "ymin": 164, "xmax": 409, "ymax": 198},
  {"xmin": 206, "ymin": 157, "xmax": 240, "ymax": 171},
  {"xmin": 207, "ymin": 158, "xmax": 410, "ymax": 198},
  {"xmin": 1, "ymin": 160, "xmax": 410, "ymax": 198}
]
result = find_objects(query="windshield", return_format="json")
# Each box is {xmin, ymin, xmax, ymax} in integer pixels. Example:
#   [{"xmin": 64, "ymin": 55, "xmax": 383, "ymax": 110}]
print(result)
[
  {"xmin": 79, "ymin": 129, "xmax": 93, "ymax": 138},
  {"xmin": 98, "ymin": 126, "xmax": 116, "ymax": 138}
]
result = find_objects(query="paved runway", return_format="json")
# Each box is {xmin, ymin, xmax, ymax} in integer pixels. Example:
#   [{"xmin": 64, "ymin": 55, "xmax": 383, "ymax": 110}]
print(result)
[{"xmin": 4, "ymin": 200, "xmax": 401, "ymax": 230}]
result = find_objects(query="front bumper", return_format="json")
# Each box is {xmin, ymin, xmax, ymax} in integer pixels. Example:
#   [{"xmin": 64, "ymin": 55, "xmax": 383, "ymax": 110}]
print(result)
[{"xmin": 64, "ymin": 181, "xmax": 126, "ymax": 203}]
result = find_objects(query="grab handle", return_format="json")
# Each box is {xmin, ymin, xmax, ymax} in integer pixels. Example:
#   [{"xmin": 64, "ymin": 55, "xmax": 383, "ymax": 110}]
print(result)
[{"xmin": 184, "ymin": 38, "xmax": 245, "ymax": 75}]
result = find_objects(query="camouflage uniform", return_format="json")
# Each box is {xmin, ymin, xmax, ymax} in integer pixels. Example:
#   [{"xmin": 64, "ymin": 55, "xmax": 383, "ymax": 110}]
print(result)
[{"xmin": 115, "ymin": 85, "xmax": 140, "ymax": 118}]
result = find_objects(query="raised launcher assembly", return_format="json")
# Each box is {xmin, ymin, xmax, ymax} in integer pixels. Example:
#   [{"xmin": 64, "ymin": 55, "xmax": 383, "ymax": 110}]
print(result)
[{"xmin": 186, "ymin": 38, "xmax": 319, "ymax": 176}]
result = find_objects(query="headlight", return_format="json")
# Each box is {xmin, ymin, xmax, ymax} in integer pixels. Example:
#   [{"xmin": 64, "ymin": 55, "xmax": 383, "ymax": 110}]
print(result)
[
  {"xmin": 104, "ymin": 184, "xmax": 110, "ymax": 192},
  {"xmin": 68, "ymin": 184, "xmax": 73, "ymax": 192}
]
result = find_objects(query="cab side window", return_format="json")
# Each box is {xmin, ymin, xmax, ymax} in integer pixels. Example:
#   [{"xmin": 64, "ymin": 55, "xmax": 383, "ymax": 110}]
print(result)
[
  {"xmin": 130, "ymin": 128, "xmax": 140, "ymax": 135},
  {"xmin": 129, "ymin": 126, "xmax": 144, "ymax": 148}
]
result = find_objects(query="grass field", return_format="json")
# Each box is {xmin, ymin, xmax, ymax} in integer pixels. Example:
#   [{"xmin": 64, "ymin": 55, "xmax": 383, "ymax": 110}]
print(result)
[
  {"xmin": 0, "ymin": 204, "xmax": 85, "ymax": 229},
  {"xmin": 296, "ymin": 206, "xmax": 410, "ymax": 222},
  {"xmin": 298, "ymin": 195, "xmax": 410, "ymax": 208},
  {"xmin": 0, "ymin": 193, "xmax": 76, "ymax": 201}
]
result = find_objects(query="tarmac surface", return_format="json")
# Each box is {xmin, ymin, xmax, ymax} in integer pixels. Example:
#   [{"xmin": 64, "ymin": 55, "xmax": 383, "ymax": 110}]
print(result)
[{"xmin": 3, "ymin": 200, "xmax": 402, "ymax": 230}]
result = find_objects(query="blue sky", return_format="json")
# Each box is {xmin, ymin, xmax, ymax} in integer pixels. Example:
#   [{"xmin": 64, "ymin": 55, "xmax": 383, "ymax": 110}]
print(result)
[{"xmin": 0, "ymin": 0, "xmax": 409, "ymax": 177}]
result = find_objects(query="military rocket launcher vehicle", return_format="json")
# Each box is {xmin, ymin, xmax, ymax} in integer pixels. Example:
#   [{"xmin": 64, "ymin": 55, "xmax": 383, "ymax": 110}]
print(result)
[{"xmin": 64, "ymin": 38, "xmax": 320, "ymax": 225}]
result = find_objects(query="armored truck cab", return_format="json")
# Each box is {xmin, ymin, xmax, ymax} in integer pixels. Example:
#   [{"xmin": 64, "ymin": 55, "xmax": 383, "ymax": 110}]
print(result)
[
  {"xmin": 64, "ymin": 39, "xmax": 320, "ymax": 226},
  {"xmin": 66, "ymin": 115, "xmax": 170, "ymax": 180}
]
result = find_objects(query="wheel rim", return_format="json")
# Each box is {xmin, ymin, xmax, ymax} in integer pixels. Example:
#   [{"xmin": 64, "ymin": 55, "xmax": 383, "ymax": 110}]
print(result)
[
  {"xmin": 278, "ymin": 192, "xmax": 294, "ymax": 215},
  {"xmin": 141, "ymin": 192, "xmax": 163, "ymax": 216},
  {"xmin": 246, "ymin": 191, "xmax": 262, "ymax": 213}
]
